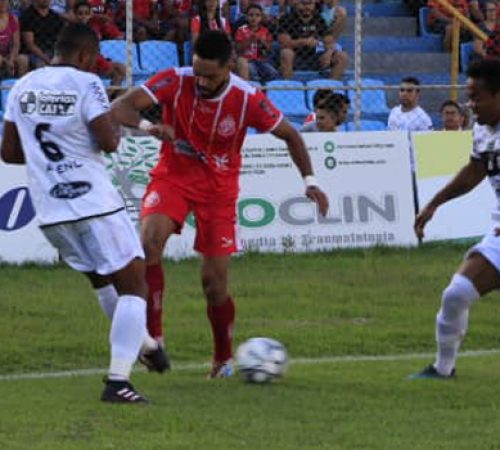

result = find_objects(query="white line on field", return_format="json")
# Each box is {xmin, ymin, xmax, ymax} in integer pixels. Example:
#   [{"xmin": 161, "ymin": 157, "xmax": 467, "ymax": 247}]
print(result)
[{"xmin": 1, "ymin": 349, "xmax": 499, "ymax": 382}]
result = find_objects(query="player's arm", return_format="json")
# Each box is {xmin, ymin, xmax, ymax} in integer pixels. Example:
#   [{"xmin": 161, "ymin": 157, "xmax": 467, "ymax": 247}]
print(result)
[
  {"xmin": 414, "ymin": 158, "xmax": 487, "ymax": 239},
  {"xmin": 90, "ymin": 113, "xmax": 120, "ymax": 153},
  {"xmin": 0, "ymin": 120, "xmax": 25, "ymax": 164},
  {"xmin": 271, "ymin": 119, "xmax": 329, "ymax": 216},
  {"xmin": 111, "ymin": 87, "xmax": 173, "ymax": 141}
]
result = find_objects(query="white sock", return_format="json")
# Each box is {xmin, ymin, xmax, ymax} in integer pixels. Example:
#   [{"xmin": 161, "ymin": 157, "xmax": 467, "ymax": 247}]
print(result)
[
  {"xmin": 109, "ymin": 295, "xmax": 147, "ymax": 380},
  {"xmin": 97, "ymin": 284, "xmax": 158, "ymax": 353},
  {"xmin": 96, "ymin": 284, "xmax": 119, "ymax": 320},
  {"xmin": 434, "ymin": 274, "xmax": 479, "ymax": 375}
]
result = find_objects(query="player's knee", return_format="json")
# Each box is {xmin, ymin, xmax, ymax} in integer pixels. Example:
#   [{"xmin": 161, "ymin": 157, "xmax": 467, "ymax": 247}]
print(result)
[
  {"xmin": 142, "ymin": 236, "xmax": 164, "ymax": 264},
  {"xmin": 441, "ymin": 274, "xmax": 480, "ymax": 318}
]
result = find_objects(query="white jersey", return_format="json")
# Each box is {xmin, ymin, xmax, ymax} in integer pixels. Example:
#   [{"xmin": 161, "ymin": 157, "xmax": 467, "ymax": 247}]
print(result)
[
  {"xmin": 470, "ymin": 121, "xmax": 500, "ymax": 219},
  {"xmin": 5, "ymin": 65, "xmax": 124, "ymax": 226},
  {"xmin": 387, "ymin": 105, "xmax": 433, "ymax": 132}
]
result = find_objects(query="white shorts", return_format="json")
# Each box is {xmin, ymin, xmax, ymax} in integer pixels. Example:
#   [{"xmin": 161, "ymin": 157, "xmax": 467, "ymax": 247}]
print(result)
[
  {"xmin": 42, "ymin": 210, "xmax": 145, "ymax": 275},
  {"xmin": 466, "ymin": 228, "xmax": 500, "ymax": 275}
]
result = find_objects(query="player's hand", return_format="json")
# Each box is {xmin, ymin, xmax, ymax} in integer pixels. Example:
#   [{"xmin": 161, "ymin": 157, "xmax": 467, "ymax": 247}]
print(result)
[
  {"xmin": 146, "ymin": 124, "xmax": 175, "ymax": 141},
  {"xmin": 306, "ymin": 186, "xmax": 329, "ymax": 217},
  {"xmin": 414, "ymin": 204, "xmax": 436, "ymax": 239}
]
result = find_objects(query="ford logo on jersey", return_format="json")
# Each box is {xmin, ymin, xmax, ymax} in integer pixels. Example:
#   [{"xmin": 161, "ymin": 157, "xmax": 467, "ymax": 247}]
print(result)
[
  {"xmin": 50, "ymin": 181, "xmax": 92, "ymax": 199},
  {"xmin": 0, "ymin": 187, "xmax": 36, "ymax": 231}
]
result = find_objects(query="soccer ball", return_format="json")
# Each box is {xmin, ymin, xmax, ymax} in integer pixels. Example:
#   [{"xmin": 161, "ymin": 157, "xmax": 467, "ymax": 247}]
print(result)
[{"xmin": 236, "ymin": 337, "xmax": 289, "ymax": 383}]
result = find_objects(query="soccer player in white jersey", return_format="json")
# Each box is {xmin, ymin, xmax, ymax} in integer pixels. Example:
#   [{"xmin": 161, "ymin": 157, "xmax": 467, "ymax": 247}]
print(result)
[
  {"xmin": 409, "ymin": 58, "xmax": 500, "ymax": 379},
  {"xmin": 387, "ymin": 77, "xmax": 433, "ymax": 132},
  {"xmin": 0, "ymin": 23, "xmax": 168, "ymax": 403}
]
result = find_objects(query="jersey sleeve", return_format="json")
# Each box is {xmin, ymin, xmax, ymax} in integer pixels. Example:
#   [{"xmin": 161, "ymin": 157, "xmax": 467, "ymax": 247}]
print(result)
[
  {"xmin": 246, "ymin": 90, "xmax": 283, "ymax": 133},
  {"xmin": 142, "ymin": 68, "xmax": 179, "ymax": 104},
  {"xmin": 191, "ymin": 16, "xmax": 200, "ymax": 33},
  {"xmin": 235, "ymin": 27, "xmax": 245, "ymax": 43},
  {"xmin": 471, "ymin": 123, "xmax": 482, "ymax": 160},
  {"xmin": 81, "ymin": 76, "xmax": 110, "ymax": 123}
]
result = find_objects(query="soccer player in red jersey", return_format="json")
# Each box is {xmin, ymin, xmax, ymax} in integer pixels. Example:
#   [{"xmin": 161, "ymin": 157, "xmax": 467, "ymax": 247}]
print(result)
[{"xmin": 111, "ymin": 30, "xmax": 329, "ymax": 378}]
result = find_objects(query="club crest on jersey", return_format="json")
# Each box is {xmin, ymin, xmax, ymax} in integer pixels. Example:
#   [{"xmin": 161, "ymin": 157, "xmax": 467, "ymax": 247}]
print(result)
[
  {"xmin": 19, "ymin": 90, "xmax": 77, "ymax": 116},
  {"xmin": 218, "ymin": 115, "xmax": 236, "ymax": 137},
  {"xmin": 144, "ymin": 190, "xmax": 160, "ymax": 208}
]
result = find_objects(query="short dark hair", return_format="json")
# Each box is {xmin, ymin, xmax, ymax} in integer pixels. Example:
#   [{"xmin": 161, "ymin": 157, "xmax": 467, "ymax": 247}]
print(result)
[
  {"xmin": 332, "ymin": 92, "xmax": 350, "ymax": 105},
  {"xmin": 55, "ymin": 23, "xmax": 99, "ymax": 57},
  {"xmin": 194, "ymin": 30, "xmax": 232, "ymax": 66},
  {"xmin": 247, "ymin": 3, "xmax": 263, "ymax": 12},
  {"xmin": 440, "ymin": 100, "xmax": 462, "ymax": 113},
  {"xmin": 467, "ymin": 58, "xmax": 500, "ymax": 93},
  {"xmin": 312, "ymin": 89, "xmax": 332, "ymax": 108},
  {"xmin": 401, "ymin": 76, "xmax": 420, "ymax": 86}
]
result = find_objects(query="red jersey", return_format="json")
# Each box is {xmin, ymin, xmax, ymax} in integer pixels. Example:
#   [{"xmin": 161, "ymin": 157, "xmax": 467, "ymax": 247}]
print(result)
[
  {"xmin": 174, "ymin": 0, "xmax": 191, "ymax": 13},
  {"xmin": 115, "ymin": 0, "xmax": 155, "ymax": 22},
  {"xmin": 143, "ymin": 67, "xmax": 283, "ymax": 199},
  {"xmin": 89, "ymin": 16, "xmax": 123, "ymax": 39},
  {"xmin": 235, "ymin": 25, "xmax": 272, "ymax": 61},
  {"xmin": 190, "ymin": 15, "xmax": 231, "ymax": 34}
]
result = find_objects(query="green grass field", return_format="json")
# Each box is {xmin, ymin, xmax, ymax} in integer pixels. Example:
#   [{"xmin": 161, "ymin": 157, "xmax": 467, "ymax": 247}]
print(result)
[{"xmin": 1, "ymin": 244, "xmax": 500, "ymax": 449}]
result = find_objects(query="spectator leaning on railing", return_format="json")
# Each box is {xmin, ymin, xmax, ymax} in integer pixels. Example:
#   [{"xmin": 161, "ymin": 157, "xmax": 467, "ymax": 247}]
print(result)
[
  {"xmin": 440, "ymin": 99, "xmax": 465, "ymax": 130},
  {"xmin": 427, "ymin": 0, "xmax": 471, "ymax": 52},
  {"xmin": 387, "ymin": 76, "xmax": 433, "ymax": 132},
  {"xmin": 278, "ymin": 0, "xmax": 348, "ymax": 80}
]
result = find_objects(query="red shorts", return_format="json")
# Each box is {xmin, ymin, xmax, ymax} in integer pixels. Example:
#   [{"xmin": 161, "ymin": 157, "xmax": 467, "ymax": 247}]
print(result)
[{"xmin": 141, "ymin": 178, "xmax": 238, "ymax": 256}]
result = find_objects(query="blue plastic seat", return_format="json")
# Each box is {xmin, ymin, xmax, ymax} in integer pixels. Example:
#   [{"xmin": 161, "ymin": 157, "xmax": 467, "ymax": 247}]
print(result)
[
  {"xmin": 305, "ymin": 79, "xmax": 345, "ymax": 110},
  {"xmin": 346, "ymin": 120, "xmax": 386, "ymax": 132},
  {"xmin": 139, "ymin": 40, "xmax": 179, "ymax": 74},
  {"xmin": 183, "ymin": 41, "xmax": 191, "ymax": 66},
  {"xmin": 100, "ymin": 40, "xmax": 144, "ymax": 77},
  {"xmin": 347, "ymin": 79, "xmax": 390, "ymax": 115},
  {"xmin": 419, "ymin": 7, "xmax": 441, "ymax": 38},
  {"xmin": 460, "ymin": 42, "xmax": 474, "ymax": 73},
  {"xmin": 265, "ymin": 80, "xmax": 309, "ymax": 117}
]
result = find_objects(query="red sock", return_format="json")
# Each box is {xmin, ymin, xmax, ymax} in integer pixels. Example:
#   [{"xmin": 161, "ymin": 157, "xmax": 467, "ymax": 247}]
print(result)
[
  {"xmin": 145, "ymin": 263, "xmax": 165, "ymax": 340},
  {"xmin": 207, "ymin": 296, "xmax": 235, "ymax": 363}
]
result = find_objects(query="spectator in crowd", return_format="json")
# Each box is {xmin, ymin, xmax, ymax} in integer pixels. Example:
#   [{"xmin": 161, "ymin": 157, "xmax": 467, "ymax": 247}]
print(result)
[
  {"xmin": 114, "ymin": 0, "xmax": 160, "ymax": 41},
  {"xmin": 278, "ymin": 0, "xmax": 348, "ymax": 80},
  {"xmin": 191, "ymin": 0, "xmax": 231, "ymax": 47},
  {"xmin": 237, "ymin": 0, "xmax": 286, "ymax": 33},
  {"xmin": 321, "ymin": 0, "xmax": 346, "ymax": 41},
  {"xmin": 235, "ymin": 4, "xmax": 278, "ymax": 81},
  {"xmin": 304, "ymin": 88, "xmax": 332, "ymax": 124},
  {"xmin": 387, "ymin": 76, "xmax": 433, "ymax": 131},
  {"xmin": 159, "ymin": 0, "xmax": 192, "ymax": 47},
  {"xmin": 440, "ymin": 99, "xmax": 465, "ymax": 130},
  {"xmin": 301, "ymin": 92, "xmax": 348, "ymax": 132},
  {"xmin": 468, "ymin": 0, "xmax": 500, "ymax": 23},
  {"xmin": 20, "ymin": 0, "xmax": 65, "ymax": 67},
  {"xmin": 471, "ymin": 1, "xmax": 498, "ymax": 62},
  {"xmin": 74, "ymin": 1, "xmax": 125, "ymax": 88},
  {"xmin": 304, "ymin": 90, "xmax": 349, "ymax": 125},
  {"xmin": 300, "ymin": 93, "xmax": 343, "ymax": 133},
  {"xmin": 427, "ymin": 0, "xmax": 471, "ymax": 51},
  {"xmin": 0, "ymin": 0, "xmax": 29, "ymax": 77}
]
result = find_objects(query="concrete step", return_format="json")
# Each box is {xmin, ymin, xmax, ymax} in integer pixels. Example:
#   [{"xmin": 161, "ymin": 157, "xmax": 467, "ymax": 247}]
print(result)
[
  {"xmin": 344, "ymin": 17, "xmax": 417, "ymax": 37},
  {"xmin": 358, "ymin": 52, "xmax": 451, "ymax": 74}
]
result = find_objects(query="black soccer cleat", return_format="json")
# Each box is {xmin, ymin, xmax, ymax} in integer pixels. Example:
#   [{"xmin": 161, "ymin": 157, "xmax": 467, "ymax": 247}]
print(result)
[
  {"xmin": 138, "ymin": 345, "xmax": 171, "ymax": 373},
  {"xmin": 101, "ymin": 378, "xmax": 148, "ymax": 404},
  {"xmin": 408, "ymin": 364, "xmax": 456, "ymax": 380}
]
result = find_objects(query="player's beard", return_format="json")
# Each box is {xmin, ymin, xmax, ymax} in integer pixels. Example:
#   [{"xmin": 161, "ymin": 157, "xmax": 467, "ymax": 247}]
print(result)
[{"xmin": 197, "ymin": 78, "xmax": 230, "ymax": 99}]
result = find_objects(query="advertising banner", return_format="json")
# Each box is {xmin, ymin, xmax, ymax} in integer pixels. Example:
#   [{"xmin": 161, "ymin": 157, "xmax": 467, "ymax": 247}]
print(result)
[
  {"xmin": 413, "ymin": 131, "xmax": 494, "ymax": 241},
  {"xmin": 0, "ymin": 162, "xmax": 58, "ymax": 263}
]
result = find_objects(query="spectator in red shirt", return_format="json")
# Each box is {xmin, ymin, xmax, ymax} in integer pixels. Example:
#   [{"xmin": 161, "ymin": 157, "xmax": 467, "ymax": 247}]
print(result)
[
  {"xmin": 0, "ymin": 0, "xmax": 29, "ymax": 77},
  {"xmin": 190, "ymin": 0, "xmax": 230, "ymax": 47},
  {"xmin": 75, "ymin": 1, "xmax": 125, "ymax": 88},
  {"xmin": 427, "ymin": 0, "xmax": 471, "ymax": 51},
  {"xmin": 235, "ymin": 4, "xmax": 278, "ymax": 81}
]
